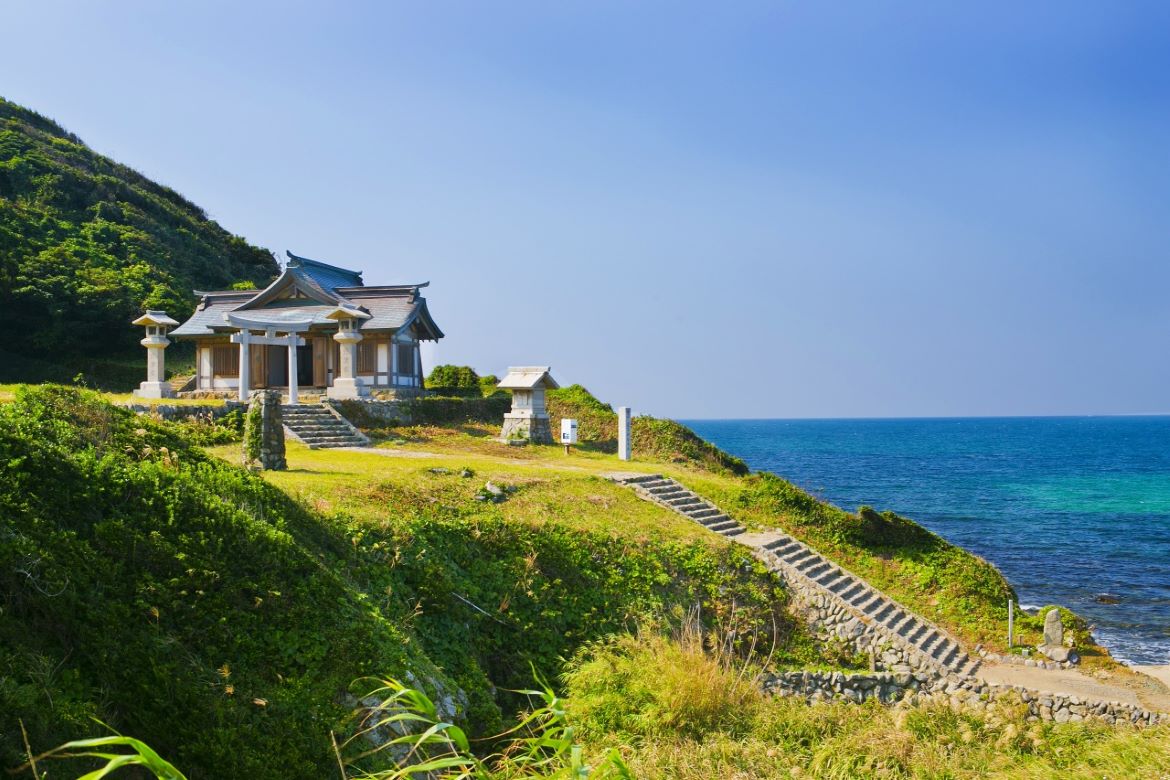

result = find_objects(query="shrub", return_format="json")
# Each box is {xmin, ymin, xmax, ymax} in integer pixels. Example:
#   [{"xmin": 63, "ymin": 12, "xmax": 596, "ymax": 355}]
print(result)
[
  {"xmin": 564, "ymin": 619, "xmax": 766, "ymax": 741},
  {"xmin": 425, "ymin": 365, "xmax": 483, "ymax": 397}
]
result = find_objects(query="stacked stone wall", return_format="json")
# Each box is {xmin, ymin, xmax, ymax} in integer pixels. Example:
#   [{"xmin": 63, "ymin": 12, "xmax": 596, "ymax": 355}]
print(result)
[
  {"xmin": 123, "ymin": 401, "xmax": 244, "ymax": 421},
  {"xmin": 764, "ymin": 670, "xmax": 1167, "ymax": 727}
]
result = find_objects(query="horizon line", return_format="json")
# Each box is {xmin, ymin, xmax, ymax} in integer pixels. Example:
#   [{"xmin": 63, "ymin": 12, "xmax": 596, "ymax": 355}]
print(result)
[{"xmin": 675, "ymin": 412, "xmax": 1170, "ymax": 422}]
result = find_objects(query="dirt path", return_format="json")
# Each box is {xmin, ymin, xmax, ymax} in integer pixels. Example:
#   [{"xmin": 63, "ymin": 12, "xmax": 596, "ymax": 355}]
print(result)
[
  {"xmin": 978, "ymin": 662, "xmax": 1170, "ymax": 712},
  {"xmin": 1135, "ymin": 665, "xmax": 1170, "ymax": 691}
]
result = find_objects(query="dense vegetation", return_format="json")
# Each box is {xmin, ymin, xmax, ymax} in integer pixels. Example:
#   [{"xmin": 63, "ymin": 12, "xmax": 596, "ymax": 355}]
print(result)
[
  {"xmin": 0, "ymin": 386, "xmax": 796, "ymax": 778},
  {"xmin": 0, "ymin": 97, "xmax": 277, "ymax": 374}
]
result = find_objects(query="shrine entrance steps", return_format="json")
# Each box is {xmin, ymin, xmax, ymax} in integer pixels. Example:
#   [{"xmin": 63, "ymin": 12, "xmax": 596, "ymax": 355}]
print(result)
[{"xmin": 281, "ymin": 404, "xmax": 368, "ymax": 449}]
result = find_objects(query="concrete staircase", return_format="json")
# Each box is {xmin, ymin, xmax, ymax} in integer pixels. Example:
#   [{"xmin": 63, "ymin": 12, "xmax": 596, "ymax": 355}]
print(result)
[
  {"xmin": 281, "ymin": 404, "xmax": 369, "ymax": 449},
  {"xmin": 610, "ymin": 473, "xmax": 980, "ymax": 679},
  {"xmin": 617, "ymin": 474, "xmax": 746, "ymax": 538},
  {"xmin": 758, "ymin": 532, "xmax": 981, "ymax": 677}
]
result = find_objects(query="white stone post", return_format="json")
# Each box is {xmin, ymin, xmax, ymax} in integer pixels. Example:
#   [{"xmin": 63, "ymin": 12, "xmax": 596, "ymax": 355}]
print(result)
[
  {"xmin": 328, "ymin": 320, "xmax": 367, "ymax": 399},
  {"xmin": 132, "ymin": 311, "xmax": 178, "ymax": 399},
  {"xmin": 287, "ymin": 333, "xmax": 299, "ymax": 406},
  {"xmin": 231, "ymin": 331, "xmax": 252, "ymax": 403},
  {"xmin": 618, "ymin": 406, "xmax": 632, "ymax": 461}
]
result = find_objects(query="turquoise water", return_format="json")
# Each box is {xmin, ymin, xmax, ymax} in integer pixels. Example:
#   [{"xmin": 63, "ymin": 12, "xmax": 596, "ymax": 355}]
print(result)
[{"xmin": 683, "ymin": 417, "xmax": 1170, "ymax": 665}]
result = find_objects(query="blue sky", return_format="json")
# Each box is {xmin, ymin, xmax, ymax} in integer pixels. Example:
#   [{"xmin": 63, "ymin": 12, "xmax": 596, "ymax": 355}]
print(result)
[{"xmin": 3, "ymin": 2, "xmax": 1168, "ymax": 417}]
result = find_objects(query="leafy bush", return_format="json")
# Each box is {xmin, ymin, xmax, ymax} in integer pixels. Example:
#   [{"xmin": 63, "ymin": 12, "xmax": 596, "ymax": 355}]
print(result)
[
  {"xmin": 425, "ymin": 365, "xmax": 483, "ymax": 397},
  {"xmin": 564, "ymin": 620, "xmax": 766, "ymax": 741}
]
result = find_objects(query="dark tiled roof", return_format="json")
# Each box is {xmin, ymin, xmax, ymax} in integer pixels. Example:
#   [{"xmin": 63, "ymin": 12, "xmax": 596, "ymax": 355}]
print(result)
[
  {"xmin": 171, "ymin": 251, "xmax": 442, "ymax": 340},
  {"xmin": 286, "ymin": 251, "xmax": 362, "ymax": 290},
  {"xmin": 171, "ymin": 299, "xmax": 240, "ymax": 337}
]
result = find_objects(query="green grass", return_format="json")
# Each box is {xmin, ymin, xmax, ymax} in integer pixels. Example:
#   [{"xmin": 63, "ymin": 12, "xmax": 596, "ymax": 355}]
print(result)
[
  {"xmin": 283, "ymin": 416, "xmax": 1048, "ymax": 659},
  {"xmin": 563, "ymin": 627, "xmax": 1170, "ymax": 780},
  {"xmin": 231, "ymin": 441, "xmax": 716, "ymax": 545}
]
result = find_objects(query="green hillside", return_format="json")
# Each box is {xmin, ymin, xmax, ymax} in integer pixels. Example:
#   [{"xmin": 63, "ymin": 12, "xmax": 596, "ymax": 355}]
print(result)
[
  {"xmin": 0, "ymin": 97, "xmax": 277, "ymax": 368},
  {"xmin": 0, "ymin": 386, "xmax": 792, "ymax": 778}
]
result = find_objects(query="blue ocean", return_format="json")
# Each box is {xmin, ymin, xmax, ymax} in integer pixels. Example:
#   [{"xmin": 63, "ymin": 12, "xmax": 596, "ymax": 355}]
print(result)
[{"xmin": 684, "ymin": 417, "xmax": 1170, "ymax": 665}]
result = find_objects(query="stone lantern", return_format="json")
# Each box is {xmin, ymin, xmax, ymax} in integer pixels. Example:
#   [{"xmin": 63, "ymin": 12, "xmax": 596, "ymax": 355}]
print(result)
[
  {"xmin": 326, "ymin": 306, "xmax": 371, "ymax": 400},
  {"xmin": 498, "ymin": 366, "xmax": 559, "ymax": 444},
  {"xmin": 132, "ymin": 310, "xmax": 179, "ymax": 398}
]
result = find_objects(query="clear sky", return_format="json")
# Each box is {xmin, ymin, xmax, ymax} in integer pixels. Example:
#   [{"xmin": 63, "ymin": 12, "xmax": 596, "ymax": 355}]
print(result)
[{"xmin": 3, "ymin": 2, "xmax": 1168, "ymax": 418}]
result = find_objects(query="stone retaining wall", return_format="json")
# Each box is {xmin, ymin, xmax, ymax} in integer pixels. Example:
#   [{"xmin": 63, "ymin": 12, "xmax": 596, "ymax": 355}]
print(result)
[
  {"xmin": 978, "ymin": 647, "xmax": 1077, "ymax": 671},
  {"xmin": 122, "ymin": 401, "xmax": 243, "ymax": 421},
  {"xmin": 325, "ymin": 398, "xmax": 408, "ymax": 427},
  {"xmin": 763, "ymin": 669, "xmax": 1166, "ymax": 727}
]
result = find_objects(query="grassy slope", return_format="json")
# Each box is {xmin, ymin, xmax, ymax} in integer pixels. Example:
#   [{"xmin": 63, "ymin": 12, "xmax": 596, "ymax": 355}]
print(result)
[
  {"xmin": 0, "ymin": 97, "xmax": 277, "ymax": 376},
  {"xmin": 0, "ymin": 387, "xmax": 438, "ymax": 777},
  {"xmin": 564, "ymin": 630, "xmax": 1170, "ymax": 780},
  {"xmin": 1, "ymin": 386, "xmax": 806, "ymax": 778},
  {"xmin": 343, "ymin": 388, "xmax": 1056, "ymax": 657}
]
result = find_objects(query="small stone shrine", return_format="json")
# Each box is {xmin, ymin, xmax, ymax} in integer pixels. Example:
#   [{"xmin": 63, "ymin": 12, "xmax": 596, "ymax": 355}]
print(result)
[
  {"xmin": 498, "ymin": 366, "xmax": 559, "ymax": 444},
  {"xmin": 245, "ymin": 389, "xmax": 287, "ymax": 470}
]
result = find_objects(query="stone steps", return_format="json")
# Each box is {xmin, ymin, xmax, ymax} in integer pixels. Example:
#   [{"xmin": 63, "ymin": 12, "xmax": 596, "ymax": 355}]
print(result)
[
  {"xmin": 281, "ymin": 404, "xmax": 368, "ymax": 449},
  {"xmin": 169, "ymin": 374, "xmax": 196, "ymax": 393},
  {"xmin": 742, "ymin": 512, "xmax": 981, "ymax": 679},
  {"xmin": 613, "ymin": 474, "xmax": 747, "ymax": 539},
  {"xmin": 611, "ymin": 473, "xmax": 983, "ymax": 678}
]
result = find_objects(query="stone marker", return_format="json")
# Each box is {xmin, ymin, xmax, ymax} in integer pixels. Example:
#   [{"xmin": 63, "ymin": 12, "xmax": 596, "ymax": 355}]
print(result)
[
  {"xmin": 618, "ymin": 406, "xmax": 631, "ymax": 461},
  {"xmin": 1043, "ymin": 609, "xmax": 1063, "ymax": 647},
  {"xmin": 245, "ymin": 389, "xmax": 287, "ymax": 470}
]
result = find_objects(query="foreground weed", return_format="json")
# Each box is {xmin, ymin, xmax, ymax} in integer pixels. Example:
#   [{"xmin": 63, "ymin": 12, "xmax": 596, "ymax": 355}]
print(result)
[
  {"xmin": 339, "ymin": 676, "xmax": 632, "ymax": 779},
  {"xmin": 13, "ymin": 727, "xmax": 186, "ymax": 780}
]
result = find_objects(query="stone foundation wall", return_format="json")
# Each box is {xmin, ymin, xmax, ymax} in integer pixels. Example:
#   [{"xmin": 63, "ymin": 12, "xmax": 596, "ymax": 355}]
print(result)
[
  {"xmin": 123, "ymin": 401, "xmax": 244, "ymax": 421},
  {"xmin": 325, "ymin": 398, "xmax": 408, "ymax": 427},
  {"xmin": 764, "ymin": 670, "xmax": 1166, "ymax": 727},
  {"xmin": 500, "ymin": 414, "xmax": 552, "ymax": 444}
]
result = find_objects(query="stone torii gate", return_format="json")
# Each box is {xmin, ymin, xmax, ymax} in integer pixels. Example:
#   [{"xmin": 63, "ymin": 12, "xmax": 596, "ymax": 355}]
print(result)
[{"xmin": 226, "ymin": 314, "xmax": 310, "ymax": 405}]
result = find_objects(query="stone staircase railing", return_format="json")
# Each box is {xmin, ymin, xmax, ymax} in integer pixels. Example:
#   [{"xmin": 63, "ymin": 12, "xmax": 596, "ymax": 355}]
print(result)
[
  {"xmin": 610, "ymin": 473, "xmax": 980, "ymax": 679},
  {"xmin": 282, "ymin": 404, "xmax": 369, "ymax": 449}
]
